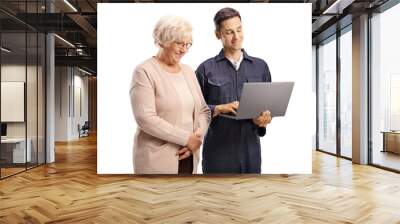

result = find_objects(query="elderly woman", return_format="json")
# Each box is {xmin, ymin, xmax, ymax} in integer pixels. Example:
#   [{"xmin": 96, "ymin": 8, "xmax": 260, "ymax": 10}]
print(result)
[{"xmin": 130, "ymin": 15, "xmax": 211, "ymax": 174}]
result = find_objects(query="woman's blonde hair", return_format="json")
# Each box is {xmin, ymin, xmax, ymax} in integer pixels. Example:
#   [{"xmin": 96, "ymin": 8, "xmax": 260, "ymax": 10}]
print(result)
[{"xmin": 153, "ymin": 15, "xmax": 192, "ymax": 47}]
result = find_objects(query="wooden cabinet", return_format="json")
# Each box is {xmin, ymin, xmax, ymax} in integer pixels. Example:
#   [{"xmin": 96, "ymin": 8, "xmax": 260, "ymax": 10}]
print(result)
[{"xmin": 382, "ymin": 131, "xmax": 400, "ymax": 154}]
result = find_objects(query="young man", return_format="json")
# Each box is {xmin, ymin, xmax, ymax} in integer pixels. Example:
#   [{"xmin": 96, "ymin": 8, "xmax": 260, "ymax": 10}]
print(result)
[{"xmin": 196, "ymin": 7, "xmax": 272, "ymax": 174}]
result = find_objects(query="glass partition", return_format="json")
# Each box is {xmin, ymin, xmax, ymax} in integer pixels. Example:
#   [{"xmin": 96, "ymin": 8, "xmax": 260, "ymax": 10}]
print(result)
[
  {"xmin": 339, "ymin": 28, "xmax": 352, "ymax": 158},
  {"xmin": 1, "ymin": 31, "xmax": 28, "ymax": 178},
  {"xmin": 27, "ymin": 30, "xmax": 38, "ymax": 169},
  {"xmin": 0, "ymin": 1, "xmax": 46, "ymax": 179},
  {"xmin": 317, "ymin": 35, "xmax": 337, "ymax": 155},
  {"xmin": 38, "ymin": 32, "xmax": 45, "ymax": 165},
  {"xmin": 371, "ymin": 3, "xmax": 400, "ymax": 171}
]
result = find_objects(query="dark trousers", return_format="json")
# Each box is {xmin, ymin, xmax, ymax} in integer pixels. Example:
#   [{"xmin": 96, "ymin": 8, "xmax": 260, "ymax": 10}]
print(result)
[{"xmin": 178, "ymin": 155, "xmax": 193, "ymax": 174}]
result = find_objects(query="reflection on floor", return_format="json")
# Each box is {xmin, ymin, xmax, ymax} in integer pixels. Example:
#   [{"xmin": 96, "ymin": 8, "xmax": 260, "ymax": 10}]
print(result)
[
  {"xmin": 341, "ymin": 147, "xmax": 352, "ymax": 158},
  {"xmin": 0, "ymin": 167, "xmax": 25, "ymax": 177},
  {"xmin": 0, "ymin": 163, "xmax": 40, "ymax": 178},
  {"xmin": 373, "ymin": 150, "xmax": 400, "ymax": 171}
]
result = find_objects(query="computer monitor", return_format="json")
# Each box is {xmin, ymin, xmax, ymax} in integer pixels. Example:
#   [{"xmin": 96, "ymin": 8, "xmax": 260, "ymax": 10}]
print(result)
[{"xmin": 1, "ymin": 123, "xmax": 7, "ymax": 137}]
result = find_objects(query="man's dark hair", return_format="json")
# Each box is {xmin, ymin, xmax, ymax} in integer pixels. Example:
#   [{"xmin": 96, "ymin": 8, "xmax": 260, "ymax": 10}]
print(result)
[{"xmin": 213, "ymin": 7, "xmax": 241, "ymax": 31}]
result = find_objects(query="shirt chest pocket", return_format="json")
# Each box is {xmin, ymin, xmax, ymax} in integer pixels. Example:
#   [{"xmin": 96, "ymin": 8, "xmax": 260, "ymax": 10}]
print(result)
[
  {"xmin": 246, "ymin": 75, "xmax": 263, "ymax": 83},
  {"xmin": 206, "ymin": 78, "xmax": 232, "ymax": 104}
]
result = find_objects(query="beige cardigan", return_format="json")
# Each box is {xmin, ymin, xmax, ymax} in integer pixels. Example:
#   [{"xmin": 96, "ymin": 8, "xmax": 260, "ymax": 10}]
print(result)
[{"xmin": 130, "ymin": 57, "xmax": 211, "ymax": 174}]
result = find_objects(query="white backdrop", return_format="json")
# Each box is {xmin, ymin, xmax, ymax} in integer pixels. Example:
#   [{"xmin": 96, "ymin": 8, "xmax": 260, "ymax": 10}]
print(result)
[{"xmin": 97, "ymin": 3, "xmax": 313, "ymax": 174}]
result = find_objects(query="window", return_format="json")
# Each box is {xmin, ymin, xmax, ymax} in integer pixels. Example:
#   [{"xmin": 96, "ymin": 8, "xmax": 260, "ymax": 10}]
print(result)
[
  {"xmin": 318, "ymin": 36, "xmax": 337, "ymax": 154},
  {"xmin": 371, "ymin": 2, "xmax": 400, "ymax": 171},
  {"xmin": 339, "ymin": 28, "xmax": 352, "ymax": 158}
]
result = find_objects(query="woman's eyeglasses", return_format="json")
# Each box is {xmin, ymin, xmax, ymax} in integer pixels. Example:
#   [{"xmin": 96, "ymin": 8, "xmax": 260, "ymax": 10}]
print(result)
[{"xmin": 174, "ymin": 42, "xmax": 192, "ymax": 49}]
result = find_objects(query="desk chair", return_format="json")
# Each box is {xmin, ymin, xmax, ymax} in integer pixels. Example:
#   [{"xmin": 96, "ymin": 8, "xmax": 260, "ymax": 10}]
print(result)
[{"xmin": 79, "ymin": 121, "xmax": 90, "ymax": 138}]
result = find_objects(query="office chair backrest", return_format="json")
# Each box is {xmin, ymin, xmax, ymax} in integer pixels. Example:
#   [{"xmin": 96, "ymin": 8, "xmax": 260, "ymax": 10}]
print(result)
[{"xmin": 82, "ymin": 121, "xmax": 90, "ymax": 129}]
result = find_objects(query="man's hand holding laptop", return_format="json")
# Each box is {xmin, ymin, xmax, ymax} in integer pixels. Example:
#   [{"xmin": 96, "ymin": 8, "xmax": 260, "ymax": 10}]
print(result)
[
  {"xmin": 213, "ymin": 100, "xmax": 272, "ymax": 128},
  {"xmin": 213, "ymin": 101, "xmax": 239, "ymax": 117},
  {"xmin": 252, "ymin": 111, "xmax": 272, "ymax": 127}
]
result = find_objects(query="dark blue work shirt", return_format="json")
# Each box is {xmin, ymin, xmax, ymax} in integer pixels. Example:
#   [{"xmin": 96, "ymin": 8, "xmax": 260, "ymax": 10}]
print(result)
[{"xmin": 196, "ymin": 49, "xmax": 271, "ymax": 174}]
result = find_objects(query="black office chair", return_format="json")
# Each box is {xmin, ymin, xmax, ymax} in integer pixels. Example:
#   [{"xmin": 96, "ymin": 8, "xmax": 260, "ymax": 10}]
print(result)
[{"xmin": 79, "ymin": 121, "xmax": 90, "ymax": 138}]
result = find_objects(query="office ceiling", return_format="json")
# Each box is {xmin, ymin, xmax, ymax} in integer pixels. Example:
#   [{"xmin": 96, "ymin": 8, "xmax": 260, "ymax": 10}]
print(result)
[{"xmin": 0, "ymin": 0, "xmax": 393, "ymax": 75}]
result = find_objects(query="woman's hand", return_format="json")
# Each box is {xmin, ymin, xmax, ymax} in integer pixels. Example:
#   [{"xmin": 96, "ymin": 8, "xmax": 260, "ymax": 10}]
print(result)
[
  {"xmin": 176, "ymin": 147, "xmax": 191, "ymax": 160},
  {"xmin": 194, "ymin": 127, "xmax": 203, "ymax": 138},
  {"xmin": 180, "ymin": 130, "xmax": 203, "ymax": 159},
  {"xmin": 186, "ymin": 133, "xmax": 202, "ymax": 152}
]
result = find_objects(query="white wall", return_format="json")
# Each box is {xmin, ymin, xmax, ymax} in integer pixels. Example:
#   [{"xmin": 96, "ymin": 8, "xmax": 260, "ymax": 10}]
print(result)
[
  {"xmin": 55, "ymin": 67, "xmax": 89, "ymax": 141},
  {"xmin": 76, "ymin": 74, "xmax": 89, "ymax": 123},
  {"xmin": 55, "ymin": 66, "xmax": 69, "ymax": 141},
  {"xmin": 1, "ymin": 65, "xmax": 37, "ymax": 138}
]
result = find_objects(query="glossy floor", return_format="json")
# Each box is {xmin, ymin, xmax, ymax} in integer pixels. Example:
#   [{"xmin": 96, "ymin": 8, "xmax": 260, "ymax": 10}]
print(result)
[{"xmin": 0, "ymin": 134, "xmax": 399, "ymax": 223}]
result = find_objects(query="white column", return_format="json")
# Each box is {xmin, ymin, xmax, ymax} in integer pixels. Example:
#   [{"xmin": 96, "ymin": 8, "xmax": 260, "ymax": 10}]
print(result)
[
  {"xmin": 46, "ymin": 33, "xmax": 55, "ymax": 163},
  {"xmin": 45, "ymin": 0, "xmax": 55, "ymax": 163},
  {"xmin": 352, "ymin": 14, "xmax": 369, "ymax": 164}
]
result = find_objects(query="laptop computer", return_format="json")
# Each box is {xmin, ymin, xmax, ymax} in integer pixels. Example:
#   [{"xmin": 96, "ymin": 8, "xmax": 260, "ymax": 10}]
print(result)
[{"xmin": 220, "ymin": 82, "xmax": 294, "ymax": 120}]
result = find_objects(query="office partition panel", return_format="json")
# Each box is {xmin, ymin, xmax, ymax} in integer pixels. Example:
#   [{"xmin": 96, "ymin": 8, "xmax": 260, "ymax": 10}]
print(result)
[
  {"xmin": 317, "ymin": 36, "xmax": 337, "ymax": 155},
  {"xmin": 0, "ymin": 31, "xmax": 28, "ymax": 178},
  {"xmin": 0, "ymin": 1, "xmax": 47, "ymax": 179},
  {"xmin": 370, "ymin": 3, "xmax": 400, "ymax": 171},
  {"xmin": 339, "ymin": 27, "xmax": 353, "ymax": 159},
  {"xmin": 27, "ymin": 31, "xmax": 38, "ymax": 169}
]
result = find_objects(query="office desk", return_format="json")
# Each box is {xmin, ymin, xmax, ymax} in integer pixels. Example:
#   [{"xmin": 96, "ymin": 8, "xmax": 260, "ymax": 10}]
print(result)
[
  {"xmin": 1, "ymin": 138, "xmax": 31, "ymax": 163},
  {"xmin": 381, "ymin": 131, "xmax": 400, "ymax": 154}
]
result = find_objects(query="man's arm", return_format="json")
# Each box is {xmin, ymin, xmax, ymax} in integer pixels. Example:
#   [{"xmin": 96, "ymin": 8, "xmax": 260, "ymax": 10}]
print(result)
[
  {"xmin": 195, "ymin": 64, "xmax": 217, "ymax": 115},
  {"xmin": 254, "ymin": 61, "xmax": 272, "ymax": 137},
  {"xmin": 196, "ymin": 63, "xmax": 240, "ymax": 118}
]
